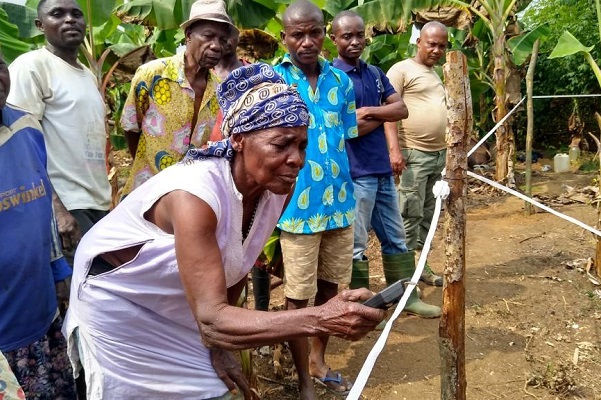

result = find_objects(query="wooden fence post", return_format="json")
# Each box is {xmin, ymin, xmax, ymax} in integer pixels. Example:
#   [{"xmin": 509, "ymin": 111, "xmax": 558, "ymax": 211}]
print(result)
[{"xmin": 439, "ymin": 50, "xmax": 472, "ymax": 400}]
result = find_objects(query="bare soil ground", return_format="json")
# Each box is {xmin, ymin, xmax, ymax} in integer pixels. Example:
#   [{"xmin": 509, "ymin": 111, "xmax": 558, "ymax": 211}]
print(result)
[{"xmin": 249, "ymin": 167, "xmax": 601, "ymax": 400}]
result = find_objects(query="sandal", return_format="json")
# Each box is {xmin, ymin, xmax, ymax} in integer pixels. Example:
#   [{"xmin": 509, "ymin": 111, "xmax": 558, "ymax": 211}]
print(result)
[{"xmin": 313, "ymin": 369, "xmax": 353, "ymax": 396}]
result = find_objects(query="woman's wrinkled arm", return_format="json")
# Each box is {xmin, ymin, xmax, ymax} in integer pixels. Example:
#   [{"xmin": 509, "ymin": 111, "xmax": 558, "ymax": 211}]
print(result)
[{"xmin": 159, "ymin": 190, "xmax": 385, "ymax": 351}]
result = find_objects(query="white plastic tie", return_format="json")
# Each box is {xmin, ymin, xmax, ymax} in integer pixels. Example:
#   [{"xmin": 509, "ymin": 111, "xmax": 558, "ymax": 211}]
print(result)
[{"xmin": 433, "ymin": 180, "xmax": 450, "ymax": 200}]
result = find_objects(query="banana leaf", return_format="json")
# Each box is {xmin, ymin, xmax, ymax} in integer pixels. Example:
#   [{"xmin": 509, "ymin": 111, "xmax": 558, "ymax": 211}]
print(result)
[
  {"xmin": 548, "ymin": 30, "xmax": 594, "ymax": 59},
  {"xmin": 0, "ymin": 2, "xmax": 39, "ymax": 39},
  {"xmin": 115, "ymin": 0, "xmax": 282, "ymax": 30},
  {"xmin": 507, "ymin": 23, "xmax": 550, "ymax": 65},
  {"xmin": 0, "ymin": 8, "xmax": 32, "ymax": 63}
]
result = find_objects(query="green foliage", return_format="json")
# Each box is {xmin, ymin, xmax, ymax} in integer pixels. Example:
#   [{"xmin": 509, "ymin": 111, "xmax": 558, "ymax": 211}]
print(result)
[
  {"xmin": 517, "ymin": 0, "xmax": 601, "ymax": 151},
  {"xmin": 350, "ymin": 0, "xmax": 416, "ymax": 32},
  {"xmin": 549, "ymin": 30, "xmax": 601, "ymax": 87},
  {"xmin": 579, "ymin": 158, "xmax": 599, "ymax": 172},
  {"xmin": 522, "ymin": 0, "xmax": 600, "ymax": 95},
  {"xmin": 0, "ymin": 8, "xmax": 32, "ymax": 63},
  {"xmin": 81, "ymin": 0, "xmax": 121, "ymax": 27},
  {"xmin": 106, "ymin": 82, "xmax": 131, "ymax": 150},
  {"xmin": 115, "ymin": 0, "xmax": 190, "ymax": 31},
  {"xmin": 226, "ymin": 0, "xmax": 285, "ymax": 29},
  {"xmin": 549, "ymin": 31, "xmax": 594, "ymax": 59},
  {"xmin": 324, "ymin": 0, "xmax": 355, "ymax": 17},
  {"xmin": 1, "ymin": 2, "xmax": 39, "ymax": 39},
  {"xmin": 361, "ymin": 31, "xmax": 413, "ymax": 72},
  {"xmin": 507, "ymin": 23, "xmax": 550, "ymax": 65},
  {"xmin": 114, "ymin": 0, "xmax": 286, "ymax": 30}
]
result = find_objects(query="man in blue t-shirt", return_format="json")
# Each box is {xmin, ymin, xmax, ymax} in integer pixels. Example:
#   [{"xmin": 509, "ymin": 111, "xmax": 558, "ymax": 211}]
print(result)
[
  {"xmin": 0, "ymin": 53, "xmax": 76, "ymax": 399},
  {"xmin": 331, "ymin": 11, "xmax": 440, "ymax": 318}
]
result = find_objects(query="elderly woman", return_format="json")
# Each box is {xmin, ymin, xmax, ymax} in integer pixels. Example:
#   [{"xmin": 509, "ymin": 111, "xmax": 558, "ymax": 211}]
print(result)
[{"xmin": 63, "ymin": 64, "xmax": 384, "ymax": 400}]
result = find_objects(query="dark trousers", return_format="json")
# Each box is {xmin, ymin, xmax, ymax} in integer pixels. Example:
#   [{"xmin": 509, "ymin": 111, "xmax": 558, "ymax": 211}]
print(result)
[
  {"xmin": 251, "ymin": 266, "xmax": 271, "ymax": 311},
  {"xmin": 63, "ymin": 209, "xmax": 108, "ymax": 267}
]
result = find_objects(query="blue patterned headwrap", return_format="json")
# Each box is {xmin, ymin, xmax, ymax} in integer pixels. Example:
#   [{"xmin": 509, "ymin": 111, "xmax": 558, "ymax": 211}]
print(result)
[{"xmin": 185, "ymin": 63, "xmax": 309, "ymax": 161}]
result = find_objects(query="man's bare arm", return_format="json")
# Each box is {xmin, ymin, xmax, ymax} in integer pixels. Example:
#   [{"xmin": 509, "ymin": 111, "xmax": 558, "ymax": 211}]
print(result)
[
  {"xmin": 384, "ymin": 120, "xmax": 405, "ymax": 175},
  {"xmin": 51, "ymin": 186, "xmax": 80, "ymax": 252}
]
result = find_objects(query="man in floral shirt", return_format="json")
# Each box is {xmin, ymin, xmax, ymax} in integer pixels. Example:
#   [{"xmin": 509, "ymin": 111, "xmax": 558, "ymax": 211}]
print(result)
[
  {"xmin": 120, "ymin": 0, "xmax": 236, "ymax": 197},
  {"xmin": 274, "ymin": 0, "xmax": 358, "ymax": 397}
]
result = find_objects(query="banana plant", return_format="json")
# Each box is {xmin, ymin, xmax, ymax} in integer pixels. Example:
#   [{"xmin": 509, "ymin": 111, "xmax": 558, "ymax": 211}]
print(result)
[
  {"xmin": 548, "ymin": 0, "xmax": 601, "ymax": 88},
  {"xmin": 430, "ymin": 0, "xmax": 532, "ymax": 184}
]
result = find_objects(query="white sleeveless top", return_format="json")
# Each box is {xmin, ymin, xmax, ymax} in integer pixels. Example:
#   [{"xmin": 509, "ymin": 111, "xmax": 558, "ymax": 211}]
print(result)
[{"xmin": 63, "ymin": 158, "xmax": 287, "ymax": 399}]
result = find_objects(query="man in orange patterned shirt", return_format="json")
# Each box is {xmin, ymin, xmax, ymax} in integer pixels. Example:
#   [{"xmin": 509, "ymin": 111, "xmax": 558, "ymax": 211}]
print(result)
[{"xmin": 120, "ymin": 0, "xmax": 236, "ymax": 197}]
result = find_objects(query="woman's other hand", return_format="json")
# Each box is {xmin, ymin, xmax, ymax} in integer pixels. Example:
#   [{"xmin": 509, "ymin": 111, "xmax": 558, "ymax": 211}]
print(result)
[{"xmin": 209, "ymin": 348, "xmax": 253, "ymax": 399}]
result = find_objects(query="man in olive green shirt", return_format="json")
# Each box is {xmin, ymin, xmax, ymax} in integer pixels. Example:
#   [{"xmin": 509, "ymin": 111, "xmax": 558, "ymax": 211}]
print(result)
[{"xmin": 385, "ymin": 21, "xmax": 448, "ymax": 286}]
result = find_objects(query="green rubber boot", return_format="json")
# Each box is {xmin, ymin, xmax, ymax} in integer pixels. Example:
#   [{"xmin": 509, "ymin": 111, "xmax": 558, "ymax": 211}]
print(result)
[
  {"xmin": 421, "ymin": 262, "xmax": 443, "ymax": 287},
  {"xmin": 382, "ymin": 252, "xmax": 441, "ymax": 319},
  {"xmin": 415, "ymin": 250, "xmax": 443, "ymax": 286},
  {"xmin": 350, "ymin": 259, "xmax": 370, "ymax": 290}
]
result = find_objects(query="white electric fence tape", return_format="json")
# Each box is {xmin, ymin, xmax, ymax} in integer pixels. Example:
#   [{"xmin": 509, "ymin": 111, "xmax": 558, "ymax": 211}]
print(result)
[
  {"xmin": 346, "ymin": 178, "xmax": 450, "ymax": 400},
  {"xmin": 532, "ymin": 94, "xmax": 601, "ymax": 99},
  {"xmin": 467, "ymin": 171, "xmax": 601, "ymax": 237},
  {"xmin": 349, "ymin": 93, "xmax": 601, "ymax": 398},
  {"xmin": 468, "ymin": 93, "xmax": 601, "ymax": 158},
  {"xmin": 468, "ymin": 98, "xmax": 525, "ymax": 158}
]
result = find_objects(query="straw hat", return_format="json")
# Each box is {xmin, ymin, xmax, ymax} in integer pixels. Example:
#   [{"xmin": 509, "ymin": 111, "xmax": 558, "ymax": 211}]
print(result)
[{"xmin": 180, "ymin": 0, "xmax": 238, "ymax": 33}]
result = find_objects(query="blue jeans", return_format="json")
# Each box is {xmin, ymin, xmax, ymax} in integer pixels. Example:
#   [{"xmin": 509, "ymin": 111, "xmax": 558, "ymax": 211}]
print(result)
[{"xmin": 353, "ymin": 175, "xmax": 408, "ymax": 260}]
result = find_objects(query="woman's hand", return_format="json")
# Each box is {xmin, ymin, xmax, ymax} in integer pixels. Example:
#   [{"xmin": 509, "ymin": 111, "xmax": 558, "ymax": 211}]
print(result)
[
  {"xmin": 315, "ymin": 288, "xmax": 386, "ymax": 341},
  {"xmin": 209, "ymin": 348, "xmax": 253, "ymax": 399}
]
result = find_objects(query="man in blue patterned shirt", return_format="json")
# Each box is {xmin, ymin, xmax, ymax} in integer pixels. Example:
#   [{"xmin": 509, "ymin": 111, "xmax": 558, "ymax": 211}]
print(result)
[{"xmin": 274, "ymin": 0, "xmax": 358, "ymax": 397}]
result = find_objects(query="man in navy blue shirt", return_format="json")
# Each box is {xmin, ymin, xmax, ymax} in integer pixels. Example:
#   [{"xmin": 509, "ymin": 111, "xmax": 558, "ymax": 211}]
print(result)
[{"xmin": 331, "ymin": 11, "xmax": 440, "ymax": 318}]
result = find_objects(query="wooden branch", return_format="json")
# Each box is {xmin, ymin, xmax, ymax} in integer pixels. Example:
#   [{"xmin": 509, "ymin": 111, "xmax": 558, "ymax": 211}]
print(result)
[
  {"xmin": 524, "ymin": 39, "xmax": 540, "ymax": 215},
  {"xmin": 595, "ymin": 112, "xmax": 601, "ymax": 279}
]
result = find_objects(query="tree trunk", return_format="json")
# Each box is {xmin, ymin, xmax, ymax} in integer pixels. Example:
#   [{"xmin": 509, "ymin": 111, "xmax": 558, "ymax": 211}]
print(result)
[
  {"xmin": 440, "ymin": 50, "xmax": 471, "ymax": 400},
  {"xmin": 525, "ymin": 39, "xmax": 540, "ymax": 215},
  {"xmin": 492, "ymin": 20, "xmax": 514, "ymax": 184}
]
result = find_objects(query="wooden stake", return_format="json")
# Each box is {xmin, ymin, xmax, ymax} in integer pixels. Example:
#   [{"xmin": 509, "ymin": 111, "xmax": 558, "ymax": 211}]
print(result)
[
  {"xmin": 525, "ymin": 39, "xmax": 541, "ymax": 215},
  {"xmin": 440, "ymin": 50, "xmax": 471, "ymax": 400}
]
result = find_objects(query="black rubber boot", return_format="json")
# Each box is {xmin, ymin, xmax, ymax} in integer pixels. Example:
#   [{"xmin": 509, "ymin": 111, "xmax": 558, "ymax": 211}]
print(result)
[
  {"xmin": 381, "ymin": 252, "xmax": 441, "ymax": 318},
  {"xmin": 350, "ymin": 258, "xmax": 370, "ymax": 290}
]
